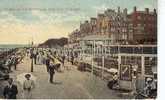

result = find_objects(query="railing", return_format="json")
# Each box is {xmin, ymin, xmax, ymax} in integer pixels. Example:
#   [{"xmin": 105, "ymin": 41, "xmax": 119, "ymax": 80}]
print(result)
[{"xmin": 81, "ymin": 45, "xmax": 157, "ymax": 55}]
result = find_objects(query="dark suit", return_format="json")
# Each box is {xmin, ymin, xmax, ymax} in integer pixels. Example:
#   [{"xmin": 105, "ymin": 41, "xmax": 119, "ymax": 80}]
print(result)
[
  {"xmin": 49, "ymin": 64, "xmax": 55, "ymax": 83},
  {"xmin": 3, "ymin": 84, "xmax": 18, "ymax": 99},
  {"xmin": 33, "ymin": 54, "xmax": 37, "ymax": 64},
  {"xmin": 45, "ymin": 58, "xmax": 50, "ymax": 72}
]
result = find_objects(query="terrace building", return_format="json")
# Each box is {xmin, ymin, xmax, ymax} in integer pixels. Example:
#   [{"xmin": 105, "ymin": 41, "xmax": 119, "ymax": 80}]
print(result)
[
  {"xmin": 129, "ymin": 7, "xmax": 157, "ymax": 44},
  {"xmin": 68, "ymin": 7, "xmax": 157, "ymax": 45},
  {"xmin": 104, "ymin": 7, "xmax": 129, "ymax": 44},
  {"xmin": 80, "ymin": 20, "xmax": 92, "ymax": 37},
  {"xmin": 68, "ymin": 29, "xmax": 80, "ymax": 44}
]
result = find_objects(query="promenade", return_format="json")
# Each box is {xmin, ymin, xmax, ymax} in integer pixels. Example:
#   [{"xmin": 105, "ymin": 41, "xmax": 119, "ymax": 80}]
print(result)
[{"xmin": 0, "ymin": 55, "xmax": 132, "ymax": 99}]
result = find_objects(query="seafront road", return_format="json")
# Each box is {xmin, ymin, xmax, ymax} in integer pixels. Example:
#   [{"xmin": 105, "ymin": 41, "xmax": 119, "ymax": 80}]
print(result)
[{"xmin": 1, "ymin": 56, "xmax": 130, "ymax": 99}]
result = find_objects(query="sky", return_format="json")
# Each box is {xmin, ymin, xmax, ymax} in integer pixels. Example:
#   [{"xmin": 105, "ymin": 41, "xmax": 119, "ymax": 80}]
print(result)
[{"xmin": 0, "ymin": 0, "xmax": 157, "ymax": 44}]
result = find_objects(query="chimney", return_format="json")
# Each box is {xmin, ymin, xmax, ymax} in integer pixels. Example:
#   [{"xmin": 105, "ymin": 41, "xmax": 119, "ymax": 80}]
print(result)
[
  {"xmin": 118, "ymin": 7, "xmax": 120, "ymax": 13},
  {"xmin": 134, "ymin": 6, "xmax": 137, "ymax": 12},
  {"xmin": 91, "ymin": 17, "xmax": 96, "ymax": 21},
  {"xmin": 107, "ymin": 9, "xmax": 111, "ymax": 12},
  {"xmin": 154, "ymin": 9, "xmax": 157, "ymax": 14},
  {"xmin": 98, "ymin": 14, "xmax": 104, "ymax": 18},
  {"xmin": 145, "ymin": 8, "xmax": 149, "ymax": 14},
  {"xmin": 123, "ymin": 8, "xmax": 127, "ymax": 15},
  {"xmin": 85, "ymin": 20, "xmax": 88, "ymax": 23}
]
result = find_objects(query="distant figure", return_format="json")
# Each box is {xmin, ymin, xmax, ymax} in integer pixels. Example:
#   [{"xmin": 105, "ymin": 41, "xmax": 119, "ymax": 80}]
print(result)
[
  {"xmin": 26, "ymin": 49, "xmax": 30, "ymax": 57},
  {"xmin": 45, "ymin": 56, "xmax": 50, "ymax": 72},
  {"xmin": 71, "ymin": 55, "xmax": 74, "ymax": 65},
  {"xmin": 13, "ymin": 55, "xmax": 19, "ymax": 70},
  {"xmin": 61, "ymin": 55, "xmax": 65, "ymax": 69},
  {"xmin": 33, "ymin": 49, "xmax": 38, "ymax": 65},
  {"xmin": 36, "ymin": 54, "xmax": 40, "ymax": 64},
  {"xmin": 131, "ymin": 66, "xmax": 138, "ymax": 95},
  {"xmin": 23, "ymin": 74, "xmax": 35, "ymax": 99},
  {"xmin": 34, "ymin": 54, "xmax": 37, "ymax": 65},
  {"xmin": 3, "ymin": 78, "xmax": 18, "ymax": 99},
  {"xmin": 5, "ymin": 58, "xmax": 12, "ymax": 72},
  {"xmin": 37, "ymin": 53, "xmax": 42, "ymax": 65},
  {"xmin": 48, "ymin": 61, "xmax": 56, "ymax": 83}
]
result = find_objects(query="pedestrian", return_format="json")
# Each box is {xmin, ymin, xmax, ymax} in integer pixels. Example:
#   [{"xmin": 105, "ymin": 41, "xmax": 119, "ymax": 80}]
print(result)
[
  {"xmin": 38, "ymin": 52, "xmax": 43, "ymax": 64},
  {"xmin": 61, "ymin": 55, "xmax": 65, "ymax": 69},
  {"xmin": 3, "ymin": 78, "xmax": 18, "ymax": 99},
  {"xmin": 34, "ymin": 54, "xmax": 37, "ymax": 65},
  {"xmin": 131, "ymin": 65, "xmax": 138, "ymax": 95},
  {"xmin": 33, "ymin": 49, "xmax": 38, "ymax": 65},
  {"xmin": 45, "ymin": 55, "xmax": 50, "ymax": 72},
  {"xmin": 48, "ymin": 61, "xmax": 56, "ymax": 83},
  {"xmin": 23, "ymin": 74, "xmax": 35, "ymax": 99},
  {"xmin": 36, "ymin": 53, "xmax": 39, "ymax": 64},
  {"xmin": 13, "ymin": 55, "xmax": 19, "ymax": 70},
  {"xmin": 5, "ymin": 58, "xmax": 12, "ymax": 72},
  {"xmin": 71, "ymin": 55, "xmax": 74, "ymax": 65}
]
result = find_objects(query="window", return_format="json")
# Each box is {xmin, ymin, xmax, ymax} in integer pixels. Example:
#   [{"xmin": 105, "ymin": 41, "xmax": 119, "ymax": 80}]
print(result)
[
  {"xmin": 129, "ymin": 30, "xmax": 133, "ymax": 32},
  {"xmin": 137, "ymin": 16, "xmax": 141, "ymax": 20},
  {"xmin": 143, "ymin": 47, "xmax": 153, "ymax": 54},
  {"xmin": 145, "ymin": 57, "xmax": 157, "ymax": 75},
  {"xmin": 138, "ymin": 23, "xmax": 141, "ymax": 27},
  {"xmin": 129, "ymin": 23, "xmax": 133, "ymax": 26}
]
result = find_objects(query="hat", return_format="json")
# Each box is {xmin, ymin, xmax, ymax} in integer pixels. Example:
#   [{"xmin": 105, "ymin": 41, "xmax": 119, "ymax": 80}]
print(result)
[
  {"xmin": 8, "ymin": 78, "xmax": 13, "ymax": 82},
  {"xmin": 25, "ymin": 74, "xmax": 31, "ymax": 78},
  {"xmin": 146, "ymin": 77, "xmax": 152, "ymax": 81}
]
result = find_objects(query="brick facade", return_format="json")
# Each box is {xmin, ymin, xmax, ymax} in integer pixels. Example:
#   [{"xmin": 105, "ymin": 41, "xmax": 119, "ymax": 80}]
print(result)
[
  {"xmin": 129, "ymin": 7, "xmax": 157, "ymax": 44},
  {"xmin": 69, "ymin": 7, "xmax": 157, "ymax": 45}
]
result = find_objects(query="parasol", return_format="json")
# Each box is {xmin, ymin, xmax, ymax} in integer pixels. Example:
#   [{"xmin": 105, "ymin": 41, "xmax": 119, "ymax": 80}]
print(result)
[
  {"xmin": 16, "ymin": 73, "xmax": 37, "ymax": 85},
  {"xmin": 108, "ymin": 68, "xmax": 118, "ymax": 73}
]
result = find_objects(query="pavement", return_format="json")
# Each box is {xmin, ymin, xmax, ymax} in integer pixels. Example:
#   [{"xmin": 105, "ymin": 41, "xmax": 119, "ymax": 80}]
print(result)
[{"xmin": 0, "ymin": 56, "xmax": 132, "ymax": 99}]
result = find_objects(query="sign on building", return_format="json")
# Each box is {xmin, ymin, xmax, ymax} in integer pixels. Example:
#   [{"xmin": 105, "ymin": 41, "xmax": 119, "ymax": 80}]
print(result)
[{"xmin": 120, "ymin": 64, "xmax": 132, "ymax": 81}]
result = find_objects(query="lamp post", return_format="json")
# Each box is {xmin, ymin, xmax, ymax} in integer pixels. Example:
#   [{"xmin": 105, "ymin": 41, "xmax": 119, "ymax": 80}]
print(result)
[
  {"xmin": 31, "ymin": 41, "xmax": 34, "ymax": 72},
  {"xmin": 31, "ymin": 54, "xmax": 33, "ymax": 72}
]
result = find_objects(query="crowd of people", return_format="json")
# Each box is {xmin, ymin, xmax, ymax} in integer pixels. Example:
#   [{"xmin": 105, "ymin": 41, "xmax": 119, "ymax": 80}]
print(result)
[
  {"xmin": 2, "ymin": 47, "xmax": 76, "ymax": 99},
  {"xmin": 107, "ymin": 67, "xmax": 157, "ymax": 98},
  {"xmin": 0, "ymin": 49, "xmax": 25, "ymax": 74},
  {"xmin": 0, "ymin": 49, "xmax": 25, "ymax": 99},
  {"xmin": 1, "ymin": 47, "xmax": 157, "ymax": 99}
]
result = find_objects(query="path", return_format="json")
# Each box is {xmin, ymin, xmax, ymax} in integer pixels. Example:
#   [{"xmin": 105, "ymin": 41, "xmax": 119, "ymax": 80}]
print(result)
[{"xmin": 4, "ymin": 56, "xmax": 126, "ymax": 99}]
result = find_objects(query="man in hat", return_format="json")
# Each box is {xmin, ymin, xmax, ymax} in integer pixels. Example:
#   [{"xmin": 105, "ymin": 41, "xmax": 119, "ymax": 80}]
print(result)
[
  {"xmin": 23, "ymin": 74, "xmax": 35, "ymax": 99},
  {"xmin": 13, "ymin": 55, "xmax": 19, "ymax": 70},
  {"xmin": 3, "ymin": 78, "xmax": 18, "ymax": 99},
  {"xmin": 45, "ymin": 55, "xmax": 50, "ymax": 72},
  {"xmin": 131, "ymin": 65, "xmax": 138, "ymax": 95},
  {"xmin": 49, "ymin": 61, "xmax": 56, "ymax": 83}
]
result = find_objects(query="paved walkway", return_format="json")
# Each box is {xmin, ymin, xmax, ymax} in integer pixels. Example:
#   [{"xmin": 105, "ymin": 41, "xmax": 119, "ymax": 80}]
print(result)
[{"xmin": 2, "ymin": 56, "xmax": 128, "ymax": 99}]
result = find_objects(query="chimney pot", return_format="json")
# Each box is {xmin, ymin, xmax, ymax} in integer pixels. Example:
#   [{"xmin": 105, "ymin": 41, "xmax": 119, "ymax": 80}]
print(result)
[
  {"xmin": 118, "ymin": 7, "xmax": 120, "ymax": 13},
  {"xmin": 145, "ymin": 8, "xmax": 149, "ymax": 13},
  {"xmin": 154, "ymin": 9, "xmax": 156, "ymax": 14},
  {"xmin": 123, "ymin": 8, "xmax": 127, "ymax": 15},
  {"xmin": 134, "ymin": 6, "xmax": 137, "ymax": 12}
]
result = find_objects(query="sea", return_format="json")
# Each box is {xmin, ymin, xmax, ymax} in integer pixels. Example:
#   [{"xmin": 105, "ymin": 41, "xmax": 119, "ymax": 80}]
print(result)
[{"xmin": 0, "ymin": 44, "xmax": 29, "ymax": 52}]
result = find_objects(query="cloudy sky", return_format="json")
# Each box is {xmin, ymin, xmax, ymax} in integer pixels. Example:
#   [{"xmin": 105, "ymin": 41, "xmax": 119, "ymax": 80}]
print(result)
[{"xmin": 0, "ymin": 0, "xmax": 157, "ymax": 44}]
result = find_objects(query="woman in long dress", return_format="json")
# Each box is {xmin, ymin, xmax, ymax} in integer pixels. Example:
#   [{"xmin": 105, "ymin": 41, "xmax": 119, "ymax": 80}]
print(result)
[{"xmin": 23, "ymin": 74, "xmax": 35, "ymax": 99}]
